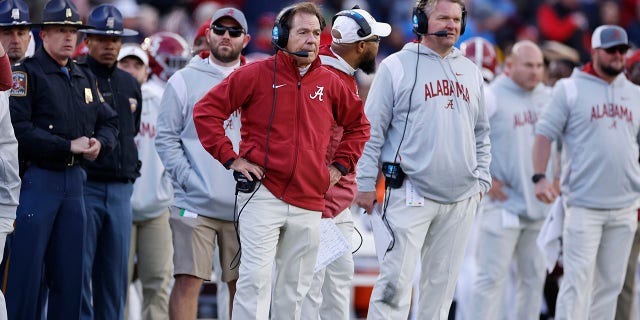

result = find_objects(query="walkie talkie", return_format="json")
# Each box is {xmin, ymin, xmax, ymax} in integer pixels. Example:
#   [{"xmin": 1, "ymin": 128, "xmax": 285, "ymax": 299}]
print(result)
[{"xmin": 233, "ymin": 171, "xmax": 258, "ymax": 193}]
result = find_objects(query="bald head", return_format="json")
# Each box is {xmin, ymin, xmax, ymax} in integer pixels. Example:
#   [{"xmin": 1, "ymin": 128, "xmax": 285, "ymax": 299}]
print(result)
[{"xmin": 508, "ymin": 40, "xmax": 545, "ymax": 91}]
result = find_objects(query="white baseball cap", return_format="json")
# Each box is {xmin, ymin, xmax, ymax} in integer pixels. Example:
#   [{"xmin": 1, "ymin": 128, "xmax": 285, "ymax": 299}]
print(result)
[
  {"xmin": 331, "ymin": 9, "xmax": 391, "ymax": 44},
  {"xmin": 117, "ymin": 43, "xmax": 149, "ymax": 67}
]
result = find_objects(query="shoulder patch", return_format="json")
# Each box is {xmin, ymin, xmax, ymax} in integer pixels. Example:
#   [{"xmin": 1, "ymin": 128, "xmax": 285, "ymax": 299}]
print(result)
[{"xmin": 10, "ymin": 71, "xmax": 27, "ymax": 96}]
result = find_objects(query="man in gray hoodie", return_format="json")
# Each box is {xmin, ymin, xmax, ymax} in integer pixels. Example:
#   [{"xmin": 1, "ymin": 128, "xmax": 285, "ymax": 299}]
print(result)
[
  {"xmin": 469, "ymin": 40, "xmax": 551, "ymax": 320},
  {"xmin": 533, "ymin": 25, "xmax": 640, "ymax": 319},
  {"xmin": 354, "ymin": 0, "xmax": 491, "ymax": 318},
  {"xmin": 154, "ymin": 7, "xmax": 250, "ymax": 320}
]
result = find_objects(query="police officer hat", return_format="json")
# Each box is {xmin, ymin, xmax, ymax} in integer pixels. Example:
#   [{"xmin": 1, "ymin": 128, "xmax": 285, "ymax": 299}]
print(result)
[
  {"xmin": 39, "ymin": 0, "xmax": 90, "ymax": 28},
  {"xmin": 81, "ymin": 4, "xmax": 138, "ymax": 37},
  {"xmin": 0, "ymin": 0, "xmax": 32, "ymax": 27}
]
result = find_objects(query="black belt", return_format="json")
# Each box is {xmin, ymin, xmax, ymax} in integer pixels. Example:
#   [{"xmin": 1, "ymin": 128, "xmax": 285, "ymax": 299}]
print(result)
[{"xmin": 33, "ymin": 154, "xmax": 83, "ymax": 171}]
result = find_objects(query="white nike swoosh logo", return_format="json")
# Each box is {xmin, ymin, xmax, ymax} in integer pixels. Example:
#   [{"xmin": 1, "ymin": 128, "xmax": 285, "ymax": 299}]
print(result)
[{"xmin": 273, "ymin": 84, "xmax": 286, "ymax": 89}]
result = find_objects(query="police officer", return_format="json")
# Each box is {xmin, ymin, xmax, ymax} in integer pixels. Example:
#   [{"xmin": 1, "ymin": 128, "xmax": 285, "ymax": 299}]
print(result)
[
  {"xmin": 0, "ymin": 0, "xmax": 31, "ymax": 65},
  {"xmin": 78, "ymin": 4, "xmax": 141, "ymax": 320},
  {"xmin": 4, "ymin": 0, "xmax": 118, "ymax": 318}
]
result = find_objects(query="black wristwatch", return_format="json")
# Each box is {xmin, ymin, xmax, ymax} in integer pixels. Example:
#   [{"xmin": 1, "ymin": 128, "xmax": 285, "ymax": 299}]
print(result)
[{"xmin": 531, "ymin": 173, "xmax": 546, "ymax": 184}]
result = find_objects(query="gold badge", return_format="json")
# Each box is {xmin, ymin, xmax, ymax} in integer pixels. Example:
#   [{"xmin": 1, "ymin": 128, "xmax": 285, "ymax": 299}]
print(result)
[
  {"xmin": 84, "ymin": 88, "xmax": 93, "ymax": 103},
  {"xmin": 129, "ymin": 97, "xmax": 137, "ymax": 113}
]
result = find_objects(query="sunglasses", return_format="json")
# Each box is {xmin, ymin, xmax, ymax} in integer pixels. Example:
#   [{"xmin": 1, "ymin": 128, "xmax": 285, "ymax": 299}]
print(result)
[
  {"xmin": 603, "ymin": 46, "xmax": 629, "ymax": 55},
  {"xmin": 362, "ymin": 37, "xmax": 381, "ymax": 43},
  {"xmin": 211, "ymin": 25, "xmax": 245, "ymax": 38}
]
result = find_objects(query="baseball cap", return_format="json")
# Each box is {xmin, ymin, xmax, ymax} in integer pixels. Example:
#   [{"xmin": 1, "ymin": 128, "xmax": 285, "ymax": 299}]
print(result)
[
  {"xmin": 118, "ymin": 43, "xmax": 149, "ymax": 67},
  {"xmin": 331, "ymin": 9, "xmax": 391, "ymax": 44},
  {"xmin": 591, "ymin": 25, "xmax": 629, "ymax": 49},
  {"xmin": 210, "ymin": 7, "xmax": 247, "ymax": 33}
]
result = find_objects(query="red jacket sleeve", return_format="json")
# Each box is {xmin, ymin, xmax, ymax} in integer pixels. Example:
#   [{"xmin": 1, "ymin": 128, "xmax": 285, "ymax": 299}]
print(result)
[
  {"xmin": 537, "ymin": 5, "xmax": 580, "ymax": 42},
  {"xmin": 330, "ymin": 82, "xmax": 370, "ymax": 173},
  {"xmin": 0, "ymin": 55, "xmax": 12, "ymax": 91}
]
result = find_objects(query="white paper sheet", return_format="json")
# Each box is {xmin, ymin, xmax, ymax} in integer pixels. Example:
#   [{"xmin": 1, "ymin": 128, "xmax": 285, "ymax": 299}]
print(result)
[
  {"xmin": 368, "ymin": 205, "xmax": 393, "ymax": 265},
  {"xmin": 314, "ymin": 218, "xmax": 350, "ymax": 273},
  {"xmin": 536, "ymin": 196, "xmax": 565, "ymax": 272}
]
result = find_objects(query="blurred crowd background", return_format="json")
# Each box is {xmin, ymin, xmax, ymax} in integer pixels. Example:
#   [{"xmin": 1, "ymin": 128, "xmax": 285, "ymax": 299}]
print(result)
[{"xmin": 18, "ymin": 0, "xmax": 640, "ymax": 67}]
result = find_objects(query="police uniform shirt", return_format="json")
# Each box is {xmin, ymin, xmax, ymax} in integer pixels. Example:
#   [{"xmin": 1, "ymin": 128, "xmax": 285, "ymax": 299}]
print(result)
[
  {"xmin": 9, "ymin": 47, "xmax": 118, "ymax": 167},
  {"xmin": 81, "ymin": 55, "xmax": 142, "ymax": 182}
]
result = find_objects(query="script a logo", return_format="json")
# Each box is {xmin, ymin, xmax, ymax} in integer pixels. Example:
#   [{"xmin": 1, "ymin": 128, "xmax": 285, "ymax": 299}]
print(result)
[{"xmin": 310, "ymin": 86, "xmax": 324, "ymax": 101}]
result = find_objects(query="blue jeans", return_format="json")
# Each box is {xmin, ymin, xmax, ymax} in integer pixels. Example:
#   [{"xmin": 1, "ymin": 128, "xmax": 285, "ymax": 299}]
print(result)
[{"xmin": 81, "ymin": 181, "xmax": 133, "ymax": 320}]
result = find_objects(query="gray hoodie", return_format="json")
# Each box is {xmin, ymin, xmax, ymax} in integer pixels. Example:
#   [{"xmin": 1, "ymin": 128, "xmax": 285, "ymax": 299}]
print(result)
[
  {"xmin": 486, "ymin": 74, "xmax": 551, "ymax": 220},
  {"xmin": 155, "ymin": 56, "xmax": 241, "ymax": 220},
  {"xmin": 536, "ymin": 68, "xmax": 640, "ymax": 209},
  {"xmin": 0, "ymin": 91, "xmax": 19, "ymax": 219},
  {"xmin": 357, "ymin": 42, "xmax": 491, "ymax": 203}
]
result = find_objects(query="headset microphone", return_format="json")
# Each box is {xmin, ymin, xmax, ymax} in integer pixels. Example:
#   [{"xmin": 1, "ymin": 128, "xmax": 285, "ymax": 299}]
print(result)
[
  {"xmin": 428, "ymin": 30, "xmax": 449, "ymax": 37},
  {"xmin": 274, "ymin": 44, "xmax": 309, "ymax": 57}
]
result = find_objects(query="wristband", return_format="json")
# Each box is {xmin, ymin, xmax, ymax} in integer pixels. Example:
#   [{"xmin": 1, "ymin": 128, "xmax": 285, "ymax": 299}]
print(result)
[{"xmin": 531, "ymin": 173, "xmax": 546, "ymax": 184}]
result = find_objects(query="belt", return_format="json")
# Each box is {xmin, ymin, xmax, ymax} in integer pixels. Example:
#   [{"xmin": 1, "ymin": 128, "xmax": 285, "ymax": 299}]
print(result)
[{"xmin": 34, "ymin": 154, "xmax": 83, "ymax": 171}]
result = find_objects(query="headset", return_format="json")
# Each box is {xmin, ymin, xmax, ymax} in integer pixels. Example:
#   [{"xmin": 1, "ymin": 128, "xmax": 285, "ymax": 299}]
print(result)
[
  {"xmin": 332, "ymin": 6, "xmax": 371, "ymax": 38},
  {"xmin": 411, "ymin": 0, "xmax": 467, "ymax": 36},
  {"xmin": 271, "ymin": 5, "xmax": 326, "ymax": 51}
]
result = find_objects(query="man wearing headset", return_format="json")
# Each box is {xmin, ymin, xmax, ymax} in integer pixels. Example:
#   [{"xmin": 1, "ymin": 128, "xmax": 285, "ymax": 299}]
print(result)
[
  {"xmin": 155, "ymin": 7, "xmax": 250, "ymax": 320},
  {"xmin": 354, "ymin": 0, "xmax": 491, "ymax": 318},
  {"xmin": 193, "ymin": 2, "xmax": 370, "ymax": 319},
  {"xmin": 300, "ymin": 7, "xmax": 390, "ymax": 320}
]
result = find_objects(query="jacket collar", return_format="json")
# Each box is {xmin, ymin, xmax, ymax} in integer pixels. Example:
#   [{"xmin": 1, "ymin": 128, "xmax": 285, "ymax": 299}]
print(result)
[
  {"xmin": 275, "ymin": 50, "xmax": 322, "ymax": 75},
  {"xmin": 35, "ymin": 47, "xmax": 85, "ymax": 79},
  {"xmin": 86, "ymin": 55, "xmax": 116, "ymax": 77}
]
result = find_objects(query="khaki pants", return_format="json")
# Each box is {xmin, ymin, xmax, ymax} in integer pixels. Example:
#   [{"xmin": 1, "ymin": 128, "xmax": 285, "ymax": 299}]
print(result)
[
  {"xmin": 470, "ymin": 204, "xmax": 546, "ymax": 320},
  {"xmin": 0, "ymin": 217, "xmax": 13, "ymax": 320},
  {"xmin": 367, "ymin": 181, "xmax": 479, "ymax": 320},
  {"xmin": 301, "ymin": 208, "xmax": 354, "ymax": 320},
  {"xmin": 615, "ymin": 222, "xmax": 640, "ymax": 320},
  {"xmin": 127, "ymin": 210, "xmax": 173, "ymax": 320},
  {"xmin": 556, "ymin": 204, "xmax": 637, "ymax": 320},
  {"xmin": 233, "ymin": 185, "xmax": 321, "ymax": 320}
]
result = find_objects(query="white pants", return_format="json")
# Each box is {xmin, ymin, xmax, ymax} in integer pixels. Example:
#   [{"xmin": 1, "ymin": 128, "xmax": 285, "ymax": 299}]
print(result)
[
  {"xmin": 367, "ymin": 183, "xmax": 479, "ymax": 320},
  {"xmin": 556, "ymin": 204, "xmax": 637, "ymax": 320},
  {"xmin": 0, "ymin": 217, "xmax": 14, "ymax": 320},
  {"xmin": 301, "ymin": 209, "xmax": 354, "ymax": 320},
  {"xmin": 470, "ymin": 204, "xmax": 546, "ymax": 320},
  {"xmin": 233, "ymin": 186, "xmax": 321, "ymax": 320}
]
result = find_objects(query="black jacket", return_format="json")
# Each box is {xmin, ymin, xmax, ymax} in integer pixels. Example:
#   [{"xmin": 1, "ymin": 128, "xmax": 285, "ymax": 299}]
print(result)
[
  {"xmin": 9, "ymin": 48, "xmax": 118, "ymax": 170},
  {"xmin": 81, "ymin": 55, "xmax": 142, "ymax": 182}
]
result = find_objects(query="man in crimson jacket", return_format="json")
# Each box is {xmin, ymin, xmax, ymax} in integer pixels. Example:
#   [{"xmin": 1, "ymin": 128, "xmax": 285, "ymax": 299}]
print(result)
[{"xmin": 193, "ymin": 2, "xmax": 370, "ymax": 319}]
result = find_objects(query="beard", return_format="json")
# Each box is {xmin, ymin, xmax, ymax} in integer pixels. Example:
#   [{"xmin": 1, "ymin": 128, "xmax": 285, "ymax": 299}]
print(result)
[
  {"xmin": 600, "ymin": 64, "xmax": 624, "ymax": 77},
  {"xmin": 358, "ymin": 54, "xmax": 377, "ymax": 74},
  {"xmin": 211, "ymin": 46, "xmax": 241, "ymax": 63}
]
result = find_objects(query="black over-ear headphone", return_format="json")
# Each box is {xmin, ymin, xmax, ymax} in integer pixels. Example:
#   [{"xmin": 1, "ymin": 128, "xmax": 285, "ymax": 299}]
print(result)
[
  {"xmin": 411, "ymin": 1, "xmax": 467, "ymax": 35},
  {"xmin": 332, "ymin": 7, "xmax": 371, "ymax": 38},
  {"xmin": 272, "ymin": 5, "xmax": 327, "ymax": 49}
]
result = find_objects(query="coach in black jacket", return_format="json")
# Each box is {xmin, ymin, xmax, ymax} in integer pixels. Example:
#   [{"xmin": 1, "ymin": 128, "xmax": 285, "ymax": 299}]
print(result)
[{"xmin": 78, "ymin": 4, "xmax": 142, "ymax": 320}]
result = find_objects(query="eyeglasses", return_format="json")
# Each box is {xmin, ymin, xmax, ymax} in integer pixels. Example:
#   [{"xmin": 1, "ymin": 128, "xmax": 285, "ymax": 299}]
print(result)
[
  {"xmin": 362, "ymin": 37, "xmax": 381, "ymax": 43},
  {"xmin": 603, "ymin": 46, "xmax": 629, "ymax": 55},
  {"xmin": 211, "ymin": 25, "xmax": 245, "ymax": 38}
]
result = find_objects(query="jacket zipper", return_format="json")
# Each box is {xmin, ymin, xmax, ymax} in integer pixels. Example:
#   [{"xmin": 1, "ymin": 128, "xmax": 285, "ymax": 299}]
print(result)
[{"xmin": 280, "ymin": 78, "xmax": 302, "ymax": 198}]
